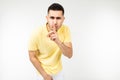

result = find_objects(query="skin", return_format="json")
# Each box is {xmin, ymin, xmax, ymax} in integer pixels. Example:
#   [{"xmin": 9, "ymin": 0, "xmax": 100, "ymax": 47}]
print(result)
[{"xmin": 29, "ymin": 10, "xmax": 73, "ymax": 80}]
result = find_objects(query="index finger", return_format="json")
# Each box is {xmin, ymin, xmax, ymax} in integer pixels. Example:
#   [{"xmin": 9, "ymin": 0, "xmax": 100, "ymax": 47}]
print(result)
[{"xmin": 51, "ymin": 25, "xmax": 56, "ymax": 32}]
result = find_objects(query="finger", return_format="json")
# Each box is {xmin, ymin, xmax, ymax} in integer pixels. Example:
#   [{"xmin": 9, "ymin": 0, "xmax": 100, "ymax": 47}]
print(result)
[
  {"xmin": 51, "ymin": 25, "xmax": 56, "ymax": 32},
  {"xmin": 51, "ymin": 37, "xmax": 56, "ymax": 41},
  {"xmin": 47, "ymin": 31, "xmax": 54, "ymax": 37},
  {"xmin": 50, "ymin": 34, "xmax": 56, "ymax": 41}
]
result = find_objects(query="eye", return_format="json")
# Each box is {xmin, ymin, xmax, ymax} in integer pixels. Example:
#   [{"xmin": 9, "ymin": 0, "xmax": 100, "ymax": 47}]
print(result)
[
  {"xmin": 56, "ymin": 17, "xmax": 61, "ymax": 19},
  {"xmin": 50, "ymin": 16, "xmax": 55, "ymax": 19}
]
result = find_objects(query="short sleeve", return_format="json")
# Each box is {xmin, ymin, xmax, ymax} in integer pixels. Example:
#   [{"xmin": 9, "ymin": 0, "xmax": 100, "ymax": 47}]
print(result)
[
  {"xmin": 64, "ymin": 26, "xmax": 72, "ymax": 42},
  {"xmin": 28, "ymin": 29, "xmax": 39, "ymax": 51}
]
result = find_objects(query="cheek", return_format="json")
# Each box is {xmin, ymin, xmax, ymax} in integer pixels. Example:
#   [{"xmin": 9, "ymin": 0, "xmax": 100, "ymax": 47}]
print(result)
[
  {"xmin": 48, "ymin": 20, "xmax": 53, "ymax": 24},
  {"xmin": 58, "ymin": 20, "xmax": 63, "ymax": 25},
  {"xmin": 60, "ymin": 19, "xmax": 64, "ymax": 23}
]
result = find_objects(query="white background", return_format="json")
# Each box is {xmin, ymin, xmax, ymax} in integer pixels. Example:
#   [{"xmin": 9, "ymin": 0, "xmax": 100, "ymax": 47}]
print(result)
[{"xmin": 0, "ymin": 0, "xmax": 120, "ymax": 80}]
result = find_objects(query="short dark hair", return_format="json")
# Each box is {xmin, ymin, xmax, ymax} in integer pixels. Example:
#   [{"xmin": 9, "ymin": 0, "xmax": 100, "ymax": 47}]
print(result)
[{"xmin": 48, "ymin": 3, "xmax": 64, "ymax": 15}]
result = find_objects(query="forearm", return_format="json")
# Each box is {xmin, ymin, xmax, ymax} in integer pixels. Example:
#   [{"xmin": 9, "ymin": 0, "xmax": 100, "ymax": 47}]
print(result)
[
  {"xmin": 30, "ymin": 57, "xmax": 47, "ymax": 78},
  {"xmin": 47, "ymin": 30, "xmax": 73, "ymax": 58},
  {"xmin": 56, "ymin": 40, "xmax": 73, "ymax": 58}
]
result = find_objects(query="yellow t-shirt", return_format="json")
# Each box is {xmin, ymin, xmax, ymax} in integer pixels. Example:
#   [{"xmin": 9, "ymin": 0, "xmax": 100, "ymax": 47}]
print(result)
[{"xmin": 28, "ymin": 24, "xmax": 71, "ymax": 75}]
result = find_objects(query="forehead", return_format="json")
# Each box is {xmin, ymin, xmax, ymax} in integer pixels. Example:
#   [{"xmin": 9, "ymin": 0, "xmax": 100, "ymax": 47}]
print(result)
[{"xmin": 48, "ymin": 10, "xmax": 63, "ymax": 17}]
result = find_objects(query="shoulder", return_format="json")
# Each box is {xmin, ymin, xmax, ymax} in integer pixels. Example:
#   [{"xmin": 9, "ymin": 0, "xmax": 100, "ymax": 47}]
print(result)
[
  {"xmin": 60, "ymin": 24, "xmax": 70, "ymax": 30},
  {"xmin": 61, "ymin": 24, "xmax": 71, "ymax": 32},
  {"xmin": 30, "ymin": 25, "xmax": 45, "ymax": 37},
  {"xmin": 33, "ymin": 25, "xmax": 45, "ymax": 33},
  {"xmin": 62, "ymin": 24, "xmax": 69, "ymax": 28}
]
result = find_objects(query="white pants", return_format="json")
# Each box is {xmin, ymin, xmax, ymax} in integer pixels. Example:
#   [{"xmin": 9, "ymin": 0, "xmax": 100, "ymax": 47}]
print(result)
[{"xmin": 36, "ymin": 71, "xmax": 64, "ymax": 80}]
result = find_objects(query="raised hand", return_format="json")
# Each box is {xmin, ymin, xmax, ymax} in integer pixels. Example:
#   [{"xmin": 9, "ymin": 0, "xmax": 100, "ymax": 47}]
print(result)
[{"xmin": 47, "ymin": 25, "xmax": 58, "ymax": 41}]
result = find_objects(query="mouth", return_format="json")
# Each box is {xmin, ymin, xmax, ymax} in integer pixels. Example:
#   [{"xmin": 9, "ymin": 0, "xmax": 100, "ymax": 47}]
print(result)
[
  {"xmin": 55, "ymin": 26, "xmax": 58, "ymax": 31},
  {"xmin": 47, "ymin": 23, "xmax": 58, "ymax": 31},
  {"xmin": 52, "ymin": 25, "xmax": 57, "ymax": 31}
]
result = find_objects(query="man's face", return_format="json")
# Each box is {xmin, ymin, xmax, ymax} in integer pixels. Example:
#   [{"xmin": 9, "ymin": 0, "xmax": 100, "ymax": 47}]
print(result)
[{"xmin": 46, "ymin": 10, "xmax": 65, "ymax": 31}]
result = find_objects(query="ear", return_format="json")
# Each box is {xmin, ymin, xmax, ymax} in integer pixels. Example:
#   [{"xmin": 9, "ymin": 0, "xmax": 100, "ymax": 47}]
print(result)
[
  {"xmin": 46, "ymin": 15, "xmax": 48, "ymax": 20},
  {"xmin": 46, "ymin": 15, "xmax": 49, "ymax": 23},
  {"xmin": 63, "ymin": 16, "xmax": 65, "ymax": 20},
  {"xmin": 63, "ymin": 16, "xmax": 65, "ymax": 21}
]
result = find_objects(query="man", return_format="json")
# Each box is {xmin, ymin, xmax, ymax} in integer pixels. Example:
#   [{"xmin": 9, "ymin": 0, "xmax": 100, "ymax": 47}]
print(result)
[{"xmin": 28, "ymin": 3, "xmax": 73, "ymax": 80}]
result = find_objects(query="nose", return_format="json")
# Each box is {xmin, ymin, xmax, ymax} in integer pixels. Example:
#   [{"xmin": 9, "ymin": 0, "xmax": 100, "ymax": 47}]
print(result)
[{"xmin": 53, "ymin": 19, "xmax": 57, "ymax": 25}]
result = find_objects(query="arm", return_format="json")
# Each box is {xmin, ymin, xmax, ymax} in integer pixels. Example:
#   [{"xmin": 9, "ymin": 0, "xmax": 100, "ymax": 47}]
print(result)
[
  {"xmin": 48, "ymin": 31, "xmax": 73, "ymax": 58},
  {"xmin": 28, "ymin": 50, "xmax": 53, "ymax": 80},
  {"xmin": 55, "ymin": 40, "xmax": 73, "ymax": 58}
]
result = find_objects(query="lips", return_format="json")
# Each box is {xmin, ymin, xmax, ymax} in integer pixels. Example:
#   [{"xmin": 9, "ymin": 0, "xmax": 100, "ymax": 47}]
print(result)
[{"xmin": 53, "ymin": 26, "xmax": 57, "ymax": 30}]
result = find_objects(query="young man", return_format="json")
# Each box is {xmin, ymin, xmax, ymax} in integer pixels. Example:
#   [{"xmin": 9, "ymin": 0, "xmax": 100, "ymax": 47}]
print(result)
[{"xmin": 28, "ymin": 3, "xmax": 73, "ymax": 80}]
